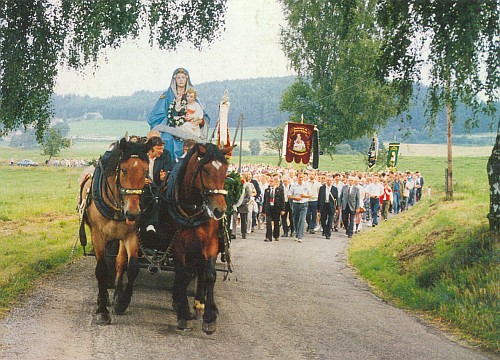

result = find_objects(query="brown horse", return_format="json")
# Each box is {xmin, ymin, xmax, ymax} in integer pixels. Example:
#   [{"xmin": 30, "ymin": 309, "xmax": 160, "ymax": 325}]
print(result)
[
  {"xmin": 160, "ymin": 143, "xmax": 233, "ymax": 334},
  {"xmin": 78, "ymin": 137, "xmax": 152, "ymax": 325}
]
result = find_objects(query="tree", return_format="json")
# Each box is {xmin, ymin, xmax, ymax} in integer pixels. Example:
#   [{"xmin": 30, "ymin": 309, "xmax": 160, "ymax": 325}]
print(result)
[
  {"xmin": 487, "ymin": 122, "xmax": 499, "ymax": 231},
  {"xmin": 279, "ymin": 0, "xmax": 401, "ymax": 154},
  {"xmin": 376, "ymin": 1, "xmax": 499, "ymax": 197},
  {"xmin": 0, "ymin": 0, "xmax": 228, "ymax": 140},
  {"xmin": 9, "ymin": 129, "xmax": 38, "ymax": 149},
  {"xmin": 263, "ymin": 123, "xmax": 285, "ymax": 167},
  {"xmin": 249, "ymin": 139, "xmax": 261, "ymax": 156},
  {"xmin": 41, "ymin": 127, "xmax": 71, "ymax": 160}
]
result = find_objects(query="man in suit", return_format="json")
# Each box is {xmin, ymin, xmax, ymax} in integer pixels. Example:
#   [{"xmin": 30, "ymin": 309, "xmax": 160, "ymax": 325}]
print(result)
[
  {"xmin": 262, "ymin": 174, "xmax": 285, "ymax": 242},
  {"xmin": 414, "ymin": 171, "xmax": 424, "ymax": 202},
  {"xmin": 141, "ymin": 131, "xmax": 174, "ymax": 234},
  {"xmin": 338, "ymin": 176, "xmax": 361, "ymax": 238},
  {"xmin": 318, "ymin": 174, "xmax": 338, "ymax": 239},
  {"xmin": 250, "ymin": 173, "xmax": 262, "ymax": 231},
  {"xmin": 281, "ymin": 176, "xmax": 293, "ymax": 237}
]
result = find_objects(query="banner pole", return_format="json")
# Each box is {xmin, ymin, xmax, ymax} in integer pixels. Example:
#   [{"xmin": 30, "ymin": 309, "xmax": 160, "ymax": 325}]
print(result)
[{"xmin": 238, "ymin": 113, "xmax": 244, "ymax": 174}]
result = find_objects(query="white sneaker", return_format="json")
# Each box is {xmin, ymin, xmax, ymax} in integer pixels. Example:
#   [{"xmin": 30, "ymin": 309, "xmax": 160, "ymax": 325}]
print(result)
[
  {"xmin": 146, "ymin": 224, "xmax": 156, "ymax": 233},
  {"xmin": 297, "ymin": 238, "xmax": 302, "ymax": 243}
]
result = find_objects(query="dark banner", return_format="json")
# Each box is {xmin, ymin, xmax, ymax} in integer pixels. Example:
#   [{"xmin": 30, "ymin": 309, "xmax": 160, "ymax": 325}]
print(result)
[
  {"xmin": 386, "ymin": 142, "xmax": 400, "ymax": 169},
  {"xmin": 312, "ymin": 128, "xmax": 319, "ymax": 169},
  {"xmin": 367, "ymin": 136, "xmax": 378, "ymax": 169},
  {"xmin": 284, "ymin": 122, "xmax": 315, "ymax": 165}
]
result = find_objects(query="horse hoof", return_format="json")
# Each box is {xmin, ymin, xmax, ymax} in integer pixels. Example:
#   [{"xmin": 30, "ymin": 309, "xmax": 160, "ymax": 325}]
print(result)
[
  {"xmin": 113, "ymin": 304, "xmax": 127, "ymax": 315},
  {"xmin": 202, "ymin": 321, "xmax": 217, "ymax": 335},
  {"xmin": 176, "ymin": 319, "xmax": 192, "ymax": 331},
  {"xmin": 95, "ymin": 312, "xmax": 111, "ymax": 325}
]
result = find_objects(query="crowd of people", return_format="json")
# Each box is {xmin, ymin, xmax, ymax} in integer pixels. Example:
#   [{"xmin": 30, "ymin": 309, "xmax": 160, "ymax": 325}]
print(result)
[
  {"xmin": 137, "ymin": 66, "xmax": 426, "ymax": 244},
  {"xmin": 227, "ymin": 165, "xmax": 425, "ymax": 243}
]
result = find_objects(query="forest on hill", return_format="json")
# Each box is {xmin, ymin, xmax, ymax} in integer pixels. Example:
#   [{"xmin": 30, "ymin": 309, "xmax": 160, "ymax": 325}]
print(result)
[{"xmin": 53, "ymin": 76, "xmax": 497, "ymax": 145}]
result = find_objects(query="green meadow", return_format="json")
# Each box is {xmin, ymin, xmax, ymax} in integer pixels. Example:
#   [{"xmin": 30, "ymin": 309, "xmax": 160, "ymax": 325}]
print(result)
[{"xmin": 0, "ymin": 138, "xmax": 497, "ymax": 352}]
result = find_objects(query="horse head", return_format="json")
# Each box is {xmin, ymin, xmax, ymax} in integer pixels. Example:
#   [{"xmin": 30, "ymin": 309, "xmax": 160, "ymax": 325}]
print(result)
[
  {"xmin": 116, "ymin": 138, "xmax": 152, "ymax": 225},
  {"xmin": 186, "ymin": 144, "xmax": 234, "ymax": 220}
]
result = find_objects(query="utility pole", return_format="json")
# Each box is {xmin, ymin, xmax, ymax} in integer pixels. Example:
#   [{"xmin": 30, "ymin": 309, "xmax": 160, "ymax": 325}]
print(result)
[{"xmin": 68, "ymin": 138, "xmax": 73, "ymax": 189}]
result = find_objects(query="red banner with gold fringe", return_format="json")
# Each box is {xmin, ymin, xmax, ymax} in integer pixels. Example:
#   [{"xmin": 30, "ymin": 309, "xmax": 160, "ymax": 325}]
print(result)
[{"xmin": 284, "ymin": 122, "xmax": 315, "ymax": 164}]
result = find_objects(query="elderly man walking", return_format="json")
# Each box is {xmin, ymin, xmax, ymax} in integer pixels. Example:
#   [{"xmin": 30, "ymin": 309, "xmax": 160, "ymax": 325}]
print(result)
[{"xmin": 338, "ymin": 176, "xmax": 361, "ymax": 238}]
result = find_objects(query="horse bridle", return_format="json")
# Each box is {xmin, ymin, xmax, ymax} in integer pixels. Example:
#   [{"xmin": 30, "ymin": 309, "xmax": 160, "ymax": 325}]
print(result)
[
  {"xmin": 103, "ymin": 154, "xmax": 146, "ymax": 216},
  {"xmin": 174, "ymin": 152, "xmax": 227, "ymax": 221}
]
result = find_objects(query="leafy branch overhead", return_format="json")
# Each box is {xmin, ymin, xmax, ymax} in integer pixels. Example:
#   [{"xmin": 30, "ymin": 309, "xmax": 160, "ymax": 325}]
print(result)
[
  {"xmin": 279, "ymin": 0, "xmax": 401, "ymax": 153},
  {"xmin": 0, "ymin": 0, "xmax": 228, "ymax": 140},
  {"xmin": 278, "ymin": 0, "xmax": 499, "ymax": 152}
]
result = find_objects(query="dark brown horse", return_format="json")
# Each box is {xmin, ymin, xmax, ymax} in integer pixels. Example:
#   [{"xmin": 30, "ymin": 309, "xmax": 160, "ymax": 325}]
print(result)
[
  {"xmin": 78, "ymin": 137, "xmax": 152, "ymax": 325},
  {"xmin": 160, "ymin": 143, "xmax": 233, "ymax": 334}
]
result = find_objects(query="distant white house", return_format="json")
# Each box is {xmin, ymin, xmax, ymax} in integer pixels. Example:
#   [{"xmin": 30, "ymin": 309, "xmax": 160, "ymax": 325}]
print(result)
[
  {"xmin": 83, "ymin": 112, "xmax": 103, "ymax": 120},
  {"xmin": 50, "ymin": 117, "xmax": 65, "ymax": 125}
]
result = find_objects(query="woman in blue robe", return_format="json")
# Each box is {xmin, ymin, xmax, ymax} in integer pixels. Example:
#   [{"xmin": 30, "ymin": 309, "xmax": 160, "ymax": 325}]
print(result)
[{"xmin": 147, "ymin": 68, "xmax": 209, "ymax": 160}]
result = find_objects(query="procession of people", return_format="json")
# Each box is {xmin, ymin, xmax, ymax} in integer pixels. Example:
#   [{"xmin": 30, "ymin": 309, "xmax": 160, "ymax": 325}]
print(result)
[
  {"xmin": 225, "ymin": 165, "xmax": 424, "ymax": 243},
  {"xmin": 140, "ymin": 67, "xmax": 425, "ymax": 244}
]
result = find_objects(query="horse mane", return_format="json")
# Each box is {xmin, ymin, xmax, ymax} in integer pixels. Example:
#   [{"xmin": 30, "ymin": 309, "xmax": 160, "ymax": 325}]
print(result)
[
  {"xmin": 178, "ymin": 143, "xmax": 227, "ymax": 178},
  {"xmin": 103, "ymin": 139, "xmax": 150, "ymax": 178},
  {"xmin": 195, "ymin": 143, "xmax": 228, "ymax": 167}
]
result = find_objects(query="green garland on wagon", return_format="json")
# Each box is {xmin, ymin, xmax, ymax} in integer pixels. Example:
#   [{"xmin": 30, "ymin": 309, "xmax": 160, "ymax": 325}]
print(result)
[{"xmin": 224, "ymin": 171, "xmax": 243, "ymax": 216}]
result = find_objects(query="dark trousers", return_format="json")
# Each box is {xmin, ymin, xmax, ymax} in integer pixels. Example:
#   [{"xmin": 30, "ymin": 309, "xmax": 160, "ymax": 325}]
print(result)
[
  {"xmin": 320, "ymin": 205, "xmax": 335, "ymax": 237},
  {"xmin": 342, "ymin": 206, "xmax": 355, "ymax": 236},
  {"xmin": 266, "ymin": 208, "xmax": 281, "ymax": 240},
  {"xmin": 370, "ymin": 198, "xmax": 380, "ymax": 225},
  {"xmin": 240, "ymin": 212, "xmax": 249, "ymax": 235},
  {"xmin": 306, "ymin": 200, "xmax": 318, "ymax": 231},
  {"xmin": 141, "ymin": 185, "xmax": 160, "ymax": 226},
  {"xmin": 281, "ymin": 201, "xmax": 293, "ymax": 235}
]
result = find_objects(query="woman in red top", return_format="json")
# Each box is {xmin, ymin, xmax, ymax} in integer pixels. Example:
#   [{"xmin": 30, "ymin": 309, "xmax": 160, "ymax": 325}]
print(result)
[{"xmin": 381, "ymin": 181, "xmax": 393, "ymax": 221}]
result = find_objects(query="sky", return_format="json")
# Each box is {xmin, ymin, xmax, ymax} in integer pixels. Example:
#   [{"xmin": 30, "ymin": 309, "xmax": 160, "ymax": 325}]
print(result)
[{"xmin": 54, "ymin": 0, "xmax": 294, "ymax": 98}]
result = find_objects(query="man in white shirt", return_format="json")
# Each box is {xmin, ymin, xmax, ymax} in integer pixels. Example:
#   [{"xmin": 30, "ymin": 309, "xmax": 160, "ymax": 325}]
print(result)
[
  {"xmin": 306, "ymin": 171, "xmax": 321, "ymax": 234},
  {"xmin": 333, "ymin": 173, "xmax": 344, "ymax": 232},
  {"xmin": 365, "ymin": 174, "xmax": 384, "ymax": 226},
  {"xmin": 288, "ymin": 172, "xmax": 311, "ymax": 243}
]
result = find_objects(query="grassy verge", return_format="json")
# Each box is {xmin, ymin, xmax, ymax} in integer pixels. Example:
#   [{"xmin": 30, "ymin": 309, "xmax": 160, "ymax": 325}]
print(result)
[
  {"xmin": 348, "ymin": 186, "xmax": 499, "ymax": 351},
  {"xmin": 0, "ymin": 166, "xmax": 82, "ymax": 314},
  {"xmin": 0, "ymin": 152, "xmax": 497, "ymax": 353}
]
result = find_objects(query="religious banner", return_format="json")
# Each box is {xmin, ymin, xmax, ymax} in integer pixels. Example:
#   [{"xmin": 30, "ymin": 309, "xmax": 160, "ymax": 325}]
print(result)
[
  {"xmin": 283, "ymin": 122, "xmax": 316, "ymax": 165},
  {"xmin": 386, "ymin": 142, "xmax": 400, "ymax": 169},
  {"xmin": 367, "ymin": 136, "xmax": 379, "ymax": 169}
]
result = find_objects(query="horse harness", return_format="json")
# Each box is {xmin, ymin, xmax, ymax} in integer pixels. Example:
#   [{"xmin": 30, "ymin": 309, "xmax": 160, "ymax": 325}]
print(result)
[
  {"xmin": 166, "ymin": 149, "xmax": 227, "ymax": 227},
  {"xmin": 89, "ymin": 153, "xmax": 146, "ymax": 221}
]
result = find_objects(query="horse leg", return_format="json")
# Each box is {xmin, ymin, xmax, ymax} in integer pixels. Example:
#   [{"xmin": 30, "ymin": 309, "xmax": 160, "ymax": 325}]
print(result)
[
  {"xmin": 113, "ymin": 238, "xmax": 140, "ymax": 315},
  {"xmin": 112, "ymin": 241, "xmax": 127, "ymax": 314},
  {"xmin": 93, "ymin": 238, "xmax": 111, "ymax": 325},
  {"xmin": 194, "ymin": 266, "xmax": 206, "ymax": 320},
  {"xmin": 173, "ymin": 261, "xmax": 194, "ymax": 330},
  {"xmin": 202, "ymin": 256, "xmax": 218, "ymax": 335}
]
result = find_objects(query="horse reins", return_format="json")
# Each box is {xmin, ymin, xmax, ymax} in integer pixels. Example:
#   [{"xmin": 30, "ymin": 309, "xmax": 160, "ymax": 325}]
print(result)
[
  {"xmin": 174, "ymin": 150, "xmax": 227, "ymax": 222},
  {"xmin": 102, "ymin": 154, "xmax": 146, "ymax": 218}
]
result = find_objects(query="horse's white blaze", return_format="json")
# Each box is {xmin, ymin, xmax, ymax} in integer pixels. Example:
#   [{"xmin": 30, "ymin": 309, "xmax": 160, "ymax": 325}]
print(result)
[{"xmin": 212, "ymin": 160, "xmax": 222, "ymax": 170}]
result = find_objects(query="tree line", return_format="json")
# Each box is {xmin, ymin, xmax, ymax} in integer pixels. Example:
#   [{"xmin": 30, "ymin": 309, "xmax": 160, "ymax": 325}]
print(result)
[{"xmin": 52, "ymin": 78, "xmax": 497, "ymax": 146}]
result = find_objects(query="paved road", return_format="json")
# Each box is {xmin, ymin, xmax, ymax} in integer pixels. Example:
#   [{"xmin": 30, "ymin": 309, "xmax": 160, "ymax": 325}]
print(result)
[{"xmin": 0, "ymin": 223, "xmax": 495, "ymax": 359}]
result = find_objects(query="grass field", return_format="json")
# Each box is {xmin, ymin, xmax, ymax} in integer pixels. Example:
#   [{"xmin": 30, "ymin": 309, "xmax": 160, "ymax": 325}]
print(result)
[{"xmin": 0, "ymin": 139, "xmax": 497, "ymax": 351}]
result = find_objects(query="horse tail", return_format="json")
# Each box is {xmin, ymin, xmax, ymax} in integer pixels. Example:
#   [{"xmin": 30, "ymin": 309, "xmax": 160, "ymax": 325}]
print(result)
[{"xmin": 79, "ymin": 215, "xmax": 88, "ymax": 253}]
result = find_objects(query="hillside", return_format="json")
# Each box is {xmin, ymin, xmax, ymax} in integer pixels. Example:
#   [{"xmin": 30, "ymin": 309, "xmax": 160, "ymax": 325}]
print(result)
[{"xmin": 53, "ymin": 77, "xmax": 498, "ymax": 146}]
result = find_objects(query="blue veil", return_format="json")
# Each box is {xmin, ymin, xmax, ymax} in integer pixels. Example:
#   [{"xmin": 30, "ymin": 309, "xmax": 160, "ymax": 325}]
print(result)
[{"xmin": 147, "ymin": 68, "xmax": 210, "ymax": 159}]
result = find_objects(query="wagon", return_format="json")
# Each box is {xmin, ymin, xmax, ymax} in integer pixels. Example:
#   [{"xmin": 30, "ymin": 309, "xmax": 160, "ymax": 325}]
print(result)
[{"xmin": 102, "ymin": 205, "xmax": 233, "ymax": 288}]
